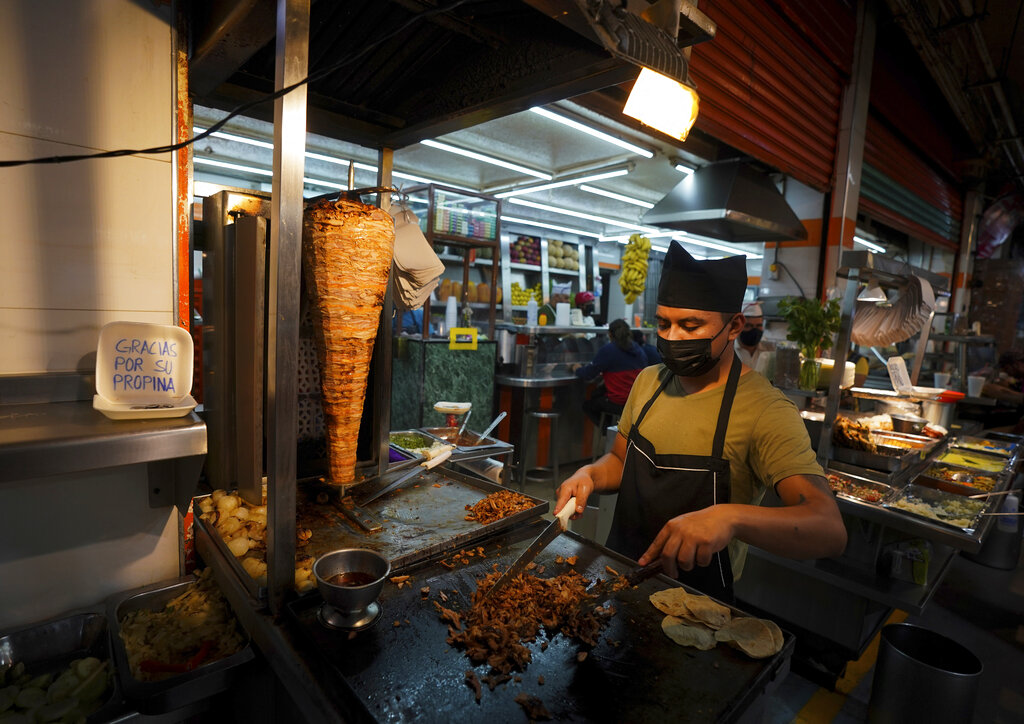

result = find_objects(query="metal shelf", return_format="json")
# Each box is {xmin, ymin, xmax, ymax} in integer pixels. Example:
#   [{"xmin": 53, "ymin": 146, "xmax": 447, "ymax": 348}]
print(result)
[{"xmin": 0, "ymin": 399, "xmax": 206, "ymax": 511}]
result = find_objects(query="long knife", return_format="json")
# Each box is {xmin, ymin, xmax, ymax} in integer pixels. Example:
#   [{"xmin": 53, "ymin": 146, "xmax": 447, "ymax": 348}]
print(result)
[{"xmin": 481, "ymin": 497, "xmax": 576, "ymax": 602}]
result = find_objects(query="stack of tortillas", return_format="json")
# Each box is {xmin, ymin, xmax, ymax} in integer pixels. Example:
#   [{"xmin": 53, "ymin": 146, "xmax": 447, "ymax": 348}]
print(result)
[{"xmin": 650, "ymin": 588, "xmax": 784, "ymax": 659}]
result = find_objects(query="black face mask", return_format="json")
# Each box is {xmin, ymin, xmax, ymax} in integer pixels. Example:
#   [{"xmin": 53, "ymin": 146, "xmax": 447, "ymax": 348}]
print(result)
[
  {"xmin": 739, "ymin": 328, "xmax": 763, "ymax": 347},
  {"xmin": 657, "ymin": 318, "xmax": 734, "ymax": 377}
]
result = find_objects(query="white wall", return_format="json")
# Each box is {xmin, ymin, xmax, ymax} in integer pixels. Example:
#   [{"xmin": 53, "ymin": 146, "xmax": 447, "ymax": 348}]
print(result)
[
  {"xmin": 0, "ymin": 0, "xmax": 176, "ymax": 374},
  {"xmin": 0, "ymin": 0, "xmax": 179, "ymax": 629}
]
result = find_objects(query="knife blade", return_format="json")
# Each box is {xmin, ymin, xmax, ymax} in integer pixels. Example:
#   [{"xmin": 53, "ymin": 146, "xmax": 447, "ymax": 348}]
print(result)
[{"xmin": 482, "ymin": 496, "xmax": 575, "ymax": 602}]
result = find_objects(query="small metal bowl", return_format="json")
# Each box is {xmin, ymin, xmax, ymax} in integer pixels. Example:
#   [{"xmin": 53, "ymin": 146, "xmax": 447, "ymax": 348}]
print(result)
[
  {"xmin": 313, "ymin": 549, "xmax": 390, "ymax": 617},
  {"xmin": 889, "ymin": 413, "xmax": 928, "ymax": 434}
]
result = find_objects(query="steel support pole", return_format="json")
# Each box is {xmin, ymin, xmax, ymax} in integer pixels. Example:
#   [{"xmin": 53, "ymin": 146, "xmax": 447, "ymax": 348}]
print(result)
[
  {"xmin": 266, "ymin": 0, "xmax": 309, "ymax": 616},
  {"xmin": 826, "ymin": 0, "xmax": 876, "ymax": 288},
  {"xmin": 375, "ymin": 149, "xmax": 394, "ymax": 479}
]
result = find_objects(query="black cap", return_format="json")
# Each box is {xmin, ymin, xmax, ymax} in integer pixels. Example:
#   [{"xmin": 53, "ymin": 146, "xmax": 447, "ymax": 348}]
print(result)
[{"xmin": 656, "ymin": 241, "xmax": 747, "ymax": 312}]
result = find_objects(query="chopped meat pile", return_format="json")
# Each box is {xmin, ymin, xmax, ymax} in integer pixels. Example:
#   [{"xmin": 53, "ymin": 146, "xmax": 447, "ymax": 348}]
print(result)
[
  {"xmin": 464, "ymin": 490, "xmax": 535, "ymax": 525},
  {"xmin": 514, "ymin": 693, "xmax": 551, "ymax": 721},
  {"xmin": 435, "ymin": 569, "xmax": 613, "ymax": 675}
]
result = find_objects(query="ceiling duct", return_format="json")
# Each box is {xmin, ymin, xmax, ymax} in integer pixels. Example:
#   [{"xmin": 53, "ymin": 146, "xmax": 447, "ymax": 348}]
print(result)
[{"xmin": 643, "ymin": 160, "xmax": 808, "ymax": 242}]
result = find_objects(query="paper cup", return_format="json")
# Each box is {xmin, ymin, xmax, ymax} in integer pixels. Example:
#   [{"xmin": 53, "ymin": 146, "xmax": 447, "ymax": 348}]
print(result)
[
  {"xmin": 967, "ymin": 375, "xmax": 985, "ymax": 397},
  {"xmin": 933, "ymin": 371, "xmax": 951, "ymax": 388}
]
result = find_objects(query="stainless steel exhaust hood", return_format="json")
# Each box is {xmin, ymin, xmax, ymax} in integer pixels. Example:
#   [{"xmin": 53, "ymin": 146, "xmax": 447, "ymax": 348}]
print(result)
[{"xmin": 643, "ymin": 160, "xmax": 808, "ymax": 242}]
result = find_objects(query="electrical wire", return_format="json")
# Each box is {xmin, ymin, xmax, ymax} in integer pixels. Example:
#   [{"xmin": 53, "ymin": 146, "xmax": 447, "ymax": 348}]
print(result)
[
  {"xmin": 774, "ymin": 258, "xmax": 807, "ymax": 299},
  {"xmin": 0, "ymin": 0, "xmax": 476, "ymax": 169}
]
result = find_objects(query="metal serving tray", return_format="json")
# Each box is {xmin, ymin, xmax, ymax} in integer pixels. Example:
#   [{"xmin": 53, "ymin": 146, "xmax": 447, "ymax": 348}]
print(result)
[
  {"xmin": 106, "ymin": 575, "xmax": 254, "ymax": 715},
  {"xmin": 950, "ymin": 435, "xmax": 1018, "ymax": 458},
  {"xmin": 0, "ymin": 610, "xmax": 123, "ymax": 723},
  {"xmin": 387, "ymin": 429, "xmax": 435, "ymax": 459},
  {"xmin": 934, "ymin": 448, "xmax": 1008, "ymax": 474},
  {"xmin": 423, "ymin": 426, "xmax": 514, "ymax": 455},
  {"xmin": 825, "ymin": 470, "xmax": 895, "ymax": 505},
  {"xmin": 915, "ymin": 462, "xmax": 1006, "ymax": 497},
  {"xmin": 194, "ymin": 468, "xmax": 547, "ymax": 605},
  {"xmin": 884, "ymin": 484, "xmax": 991, "ymax": 534}
]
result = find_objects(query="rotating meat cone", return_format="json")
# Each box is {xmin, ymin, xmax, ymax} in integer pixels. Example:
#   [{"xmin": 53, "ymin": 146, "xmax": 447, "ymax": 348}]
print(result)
[{"xmin": 303, "ymin": 197, "xmax": 395, "ymax": 485}]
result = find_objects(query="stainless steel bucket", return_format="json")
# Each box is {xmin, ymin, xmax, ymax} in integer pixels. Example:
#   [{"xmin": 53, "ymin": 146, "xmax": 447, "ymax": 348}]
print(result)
[{"xmin": 868, "ymin": 623, "xmax": 982, "ymax": 724}]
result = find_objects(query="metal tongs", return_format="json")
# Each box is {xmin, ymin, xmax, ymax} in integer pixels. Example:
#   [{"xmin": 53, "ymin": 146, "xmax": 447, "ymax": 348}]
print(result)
[{"xmin": 353, "ymin": 445, "xmax": 454, "ymax": 507}]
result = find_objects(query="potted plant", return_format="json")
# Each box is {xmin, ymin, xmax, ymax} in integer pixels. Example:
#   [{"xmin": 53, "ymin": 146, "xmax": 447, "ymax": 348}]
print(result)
[{"xmin": 777, "ymin": 296, "xmax": 842, "ymax": 390}]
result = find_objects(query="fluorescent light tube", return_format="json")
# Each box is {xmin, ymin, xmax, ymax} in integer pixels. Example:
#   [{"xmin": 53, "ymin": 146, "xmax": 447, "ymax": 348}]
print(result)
[
  {"xmin": 674, "ymin": 163, "xmax": 696, "ymax": 175},
  {"xmin": 421, "ymin": 139, "xmax": 551, "ymax": 180},
  {"xmin": 579, "ymin": 185, "xmax": 654, "ymax": 208},
  {"xmin": 529, "ymin": 107, "xmax": 654, "ymax": 158},
  {"xmin": 194, "ymin": 157, "xmax": 273, "ymax": 176},
  {"xmin": 507, "ymin": 198, "xmax": 658, "ymax": 233},
  {"xmin": 670, "ymin": 235, "xmax": 763, "ymax": 259},
  {"xmin": 853, "ymin": 235, "xmax": 886, "ymax": 253},
  {"xmin": 501, "ymin": 215, "xmax": 602, "ymax": 238},
  {"xmin": 495, "ymin": 168, "xmax": 629, "ymax": 198}
]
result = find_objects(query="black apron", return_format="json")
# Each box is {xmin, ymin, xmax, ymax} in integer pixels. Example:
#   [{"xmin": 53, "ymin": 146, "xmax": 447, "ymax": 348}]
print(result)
[{"xmin": 606, "ymin": 356, "xmax": 742, "ymax": 601}]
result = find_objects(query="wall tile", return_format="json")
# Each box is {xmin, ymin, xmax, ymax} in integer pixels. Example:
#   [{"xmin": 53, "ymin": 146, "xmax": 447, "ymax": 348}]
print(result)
[{"xmin": 0, "ymin": 0, "xmax": 172, "ymax": 150}]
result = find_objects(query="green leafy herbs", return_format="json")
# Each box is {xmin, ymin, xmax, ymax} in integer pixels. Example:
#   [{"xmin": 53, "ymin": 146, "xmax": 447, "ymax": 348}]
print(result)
[{"xmin": 777, "ymin": 296, "xmax": 841, "ymax": 358}]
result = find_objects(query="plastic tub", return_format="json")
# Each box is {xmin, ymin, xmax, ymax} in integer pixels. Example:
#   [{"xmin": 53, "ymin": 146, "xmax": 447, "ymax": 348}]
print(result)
[{"xmin": 868, "ymin": 623, "xmax": 982, "ymax": 724}]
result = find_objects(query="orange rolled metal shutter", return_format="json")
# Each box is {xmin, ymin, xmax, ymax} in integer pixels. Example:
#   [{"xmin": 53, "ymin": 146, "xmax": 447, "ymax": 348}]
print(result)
[{"xmin": 689, "ymin": 0, "xmax": 854, "ymax": 191}]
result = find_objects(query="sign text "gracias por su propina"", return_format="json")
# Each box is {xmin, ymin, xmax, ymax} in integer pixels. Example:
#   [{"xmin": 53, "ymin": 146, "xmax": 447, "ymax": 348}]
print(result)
[{"xmin": 111, "ymin": 337, "xmax": 179, "ymax": 393}]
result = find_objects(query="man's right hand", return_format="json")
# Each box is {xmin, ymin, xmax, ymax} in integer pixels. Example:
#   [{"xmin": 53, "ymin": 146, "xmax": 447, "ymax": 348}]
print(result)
[
  {"xmin": 555, "ymin": 468, "xmax": 597, "ymax": 520},
  {"xmin": 553, "ymin": 432, "xmax": 628, "ymax": 519}
]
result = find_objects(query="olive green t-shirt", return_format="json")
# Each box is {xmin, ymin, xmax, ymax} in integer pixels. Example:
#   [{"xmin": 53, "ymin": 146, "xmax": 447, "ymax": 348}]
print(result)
[{"xmin": 617, "ymin": 364, "xmax": 824, "ymax": 578}]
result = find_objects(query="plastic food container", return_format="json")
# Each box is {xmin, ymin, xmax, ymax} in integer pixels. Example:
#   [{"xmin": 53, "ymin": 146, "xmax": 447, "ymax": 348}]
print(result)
[
  {"xmin": 107, "ymin": 576, "xmax": 254, "ymax": 715},
  {"xmin": 92, "ymin": 321, "xmax": 197, "ymax": 419},
  {"xmin": 0, "ymin": 610, "xmax": 122, "ymax": 723}
]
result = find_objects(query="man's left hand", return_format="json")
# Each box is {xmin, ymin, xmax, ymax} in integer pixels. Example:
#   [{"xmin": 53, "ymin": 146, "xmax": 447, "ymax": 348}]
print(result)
[{"xmin": 637, "ymin": 506, "xmax": 736, "ymax": 578}]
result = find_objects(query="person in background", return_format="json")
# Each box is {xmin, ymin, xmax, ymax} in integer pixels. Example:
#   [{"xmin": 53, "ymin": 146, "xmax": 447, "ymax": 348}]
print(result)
[
  {"xmin": 981, "ymin": 349, "xmax": 1024, "ymax": 406},
  {"xmin": 399, "ymin": 307, "xmax": 426, "ymax": 336},
  {"xmin": 575, "ymin": 291, "xmax": 597, "ymax": 326},
  {"xmin": 734, "ymin": 301, "xmax": 775, "ymax": 379},
  {"xmin": 633, "ymin": 330, "xmax": 662, "ymax": 365},
  {"xmin": 556, "ymin": 242, "xmax": 846, "ymax": 600},
  {"xmin": 734, "ymin": 302, "xmax": 766, "ymax": 367},
  {"xmin": 572, "ymin": 318, "xmax": 648, "ymax": 426}
]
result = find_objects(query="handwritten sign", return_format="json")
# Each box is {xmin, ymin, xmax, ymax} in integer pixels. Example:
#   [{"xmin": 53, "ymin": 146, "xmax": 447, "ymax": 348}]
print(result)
[
  {"xmin": 96, "ymin": 321, "xmax": 193, "ymax": 403},
  {"xmin": 110, "ymin": 337, "xmax": 179, "ymax": 394}
]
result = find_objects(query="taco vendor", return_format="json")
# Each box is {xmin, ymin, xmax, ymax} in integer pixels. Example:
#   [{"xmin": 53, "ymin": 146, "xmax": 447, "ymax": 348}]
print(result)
[{"xmin": 555, "ymin": 242, "xmax": 847, "ymax": 600}]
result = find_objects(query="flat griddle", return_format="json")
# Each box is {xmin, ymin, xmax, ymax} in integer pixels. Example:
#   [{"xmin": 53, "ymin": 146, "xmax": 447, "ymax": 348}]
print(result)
[
  {"xmin": 195, "ymin": 468, "xmax": 548, "ymax": 605},
  {"xmin": 286, "ymin": 521, "xmax": 795, "ymax": 724}
]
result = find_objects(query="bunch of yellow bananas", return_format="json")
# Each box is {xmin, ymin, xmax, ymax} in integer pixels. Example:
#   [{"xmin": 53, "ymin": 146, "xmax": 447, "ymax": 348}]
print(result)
[{"xmin": 619, "ymin": 234, "xmax": 651, "ymax": 304}]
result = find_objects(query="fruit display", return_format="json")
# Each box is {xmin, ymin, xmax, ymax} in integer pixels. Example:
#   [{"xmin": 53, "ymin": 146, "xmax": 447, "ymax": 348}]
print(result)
[
  {"xmin": 510, "ymin": 235, "xmax": 541, "ymax": 265},
  {"xmin": 547, "ymin": 239, "xmax": 579, "ymax": 271},
  {"xmin": 436, "ymin": 278, "xmax": 500, "ymax": 303},
  {"xmin": 619, "ymin": 233, "xmax": 651, "ymax": 304},
  {"xmin": 510, "ymin": 281, "xmax": 543, "ymax": 306}
]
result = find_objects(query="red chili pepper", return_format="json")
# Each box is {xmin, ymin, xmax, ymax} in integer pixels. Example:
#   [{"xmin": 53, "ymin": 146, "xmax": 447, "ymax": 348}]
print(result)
[
  {"xmin": 139, "ymin": 640, "xmax": 214, "ymax": 675},
  {"xmin": 187, "ymin": 640, "xmax": 214, "ymax": 670}
]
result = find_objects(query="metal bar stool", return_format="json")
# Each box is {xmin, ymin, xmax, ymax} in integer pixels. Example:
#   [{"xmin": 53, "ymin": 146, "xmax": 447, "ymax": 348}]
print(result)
[
  {"xmin": 592, "ymin": 410, "xmax": 620, "ymax": 461},
  {"xmin": 520, "ymin": 408, "xmax": 560, "ymax": 494}
]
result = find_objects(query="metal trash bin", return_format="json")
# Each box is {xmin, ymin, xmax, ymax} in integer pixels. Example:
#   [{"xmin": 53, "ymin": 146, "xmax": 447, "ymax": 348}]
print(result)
[{"xmin": 868, "ymin": 623, "xmax": 983, "ymax": 724}]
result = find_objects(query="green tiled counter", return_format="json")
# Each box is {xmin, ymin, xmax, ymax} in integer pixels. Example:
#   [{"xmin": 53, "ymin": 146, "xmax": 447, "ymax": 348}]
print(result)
[{"xmin": 391, "ymin": 338, "xmax": 495, "ymax": 430}]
